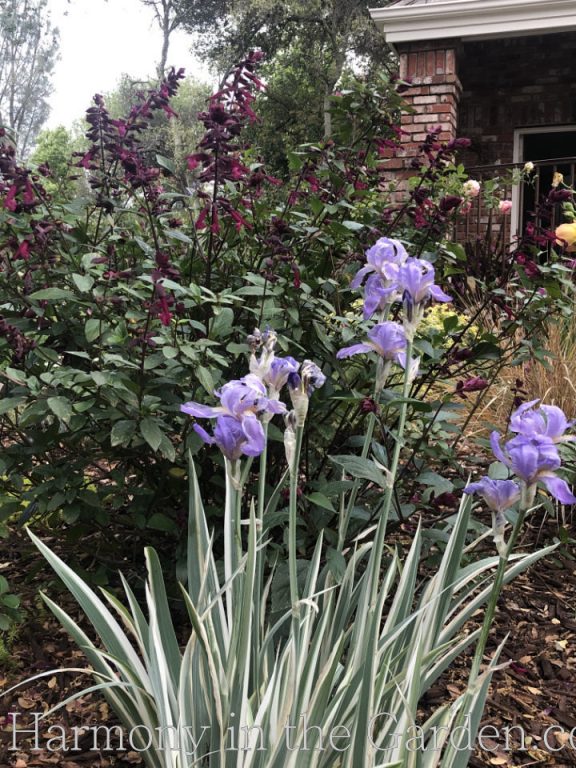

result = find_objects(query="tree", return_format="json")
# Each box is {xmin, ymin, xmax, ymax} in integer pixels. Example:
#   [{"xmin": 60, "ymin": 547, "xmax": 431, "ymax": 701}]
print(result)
[
  {"xmin": 175, "ymin": 0, "xmax": 394, "ymax": 138},
  {"xmin": 139, "ymin": 0, "xmax": 187, "ymax": 79},
  {"xmin": 29, "ymin": 125, "xmax": 78, "ymax": 197},
  {"xmin": 0, "ymin": 0, "xmax": 59, "ymax": 157},
  {"xmin": 103, "ymin": 72, "xmax": 211, "ymax": 179}
]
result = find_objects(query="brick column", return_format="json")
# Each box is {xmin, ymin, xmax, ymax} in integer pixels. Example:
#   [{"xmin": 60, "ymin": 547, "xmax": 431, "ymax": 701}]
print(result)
[{"xmin": 386, "ymin": 40, "xmax": 462, "ymax": 173}]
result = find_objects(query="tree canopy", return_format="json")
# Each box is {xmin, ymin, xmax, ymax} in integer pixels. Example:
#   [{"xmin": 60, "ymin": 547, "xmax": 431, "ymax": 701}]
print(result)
[
  {"xmin": 171, "ymin": 0, "xmax": 395, "ymax": 158},
  {"xmin": 0, "ymin": 0, "xmax": 59, "ymax": 157}
]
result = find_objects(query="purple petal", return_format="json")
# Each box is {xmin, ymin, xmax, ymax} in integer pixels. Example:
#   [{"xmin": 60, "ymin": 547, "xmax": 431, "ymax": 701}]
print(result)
[
  {"xmin": 351, "ymin": 265, "xmax": 373, "ymax": 289},
  {"xmin": 336, "ymin": 343, "xmax": 374, "ymax": 359},
  {"xmin": 541, "ymin": 405, "xmax": 569, "ymax": 439},
  {"xmin": 512, "ymin": 399, "xmax": 540, "ymax": 419},
  {"xmin": 490, "ymin": 431, "xmax": 509, "ymax": 466},
  {"xmin": 464, "ymin": 478, "xmax": 520, "ymax": 511},
  {"xmin": 241, "ymin": 416, "xmax": 266, "ymax": 456},
  {"xmin": 363, "ymin": 288, "xmax": 382, "ymax": 320},
  {"xmin": 267, "ymin": 399, "xmax": 287, "ymax": 414},
  {"xmin": 213, "ymin": 416, "xmax": 244, "ymax": 460},
  {"xmin": 507, "ymin": 439, "xmax": 540, "ymax": 482},
  {"xmin": 193, "ymin": 423, "xmax": 215, "ymax": 445},
  {"xmin": 540, "ymin": 474, "xmax": 576, "ymax": 504},
  {"xmin": 181, "ymin": 402, "xmax": 221, "ymax": 418},
  {"xmin": 429, "ymin": 285, "xmax": 452, "ymax": 303}
]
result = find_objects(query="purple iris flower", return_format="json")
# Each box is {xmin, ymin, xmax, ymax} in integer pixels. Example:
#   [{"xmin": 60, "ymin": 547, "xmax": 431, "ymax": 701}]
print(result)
[
  {"xmin": 264, "ymin": 356, "xmax": 300, "ymax": 394},
  {"xmin": 287, "ymin": 360, "xmax": 326, "ymax": 426},
  {"xmin": 463, "ymin": 477, "xmax": 521, "ymax": 512},
  {"xmin": 509, "ymin": 399, "xmax": 575, "ymax": 443},
  {"xmin": 351, "ymin": 237, "xmax": 408, "ymax": 290},
  {"xmin": 491, "ymin": 432, "xmax": 576, "ymax": 504},
  {"xmin": 287, "ymin": 360, "xmax": 326, "ymax": 396},
  {"xmin": 363, "ymin": 274, "xmax": 401, "ymax": 320},
  {"xmin": 397, "ymin": 258, "xmax": 452, "ymax": 306},
  {"xmin": 193, "ymin": 414, "xmax": 265, "ymax": 460},
  {"xmin": 181, "ymin": 374, "xmax": 286, "ymax": 421},
  {"xmin": 248, "ymin": 327, "xmax": 277, "ymax": 379},
  {"xmin": 337, "ymin": 321, "xmax": 408, "ymax": 367}
]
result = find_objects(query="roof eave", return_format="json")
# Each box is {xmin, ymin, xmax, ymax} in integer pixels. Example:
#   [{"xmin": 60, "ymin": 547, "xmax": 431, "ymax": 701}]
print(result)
[{"xmin": 369, "ymin": 0, "xmax": 576, "ymax": 43}]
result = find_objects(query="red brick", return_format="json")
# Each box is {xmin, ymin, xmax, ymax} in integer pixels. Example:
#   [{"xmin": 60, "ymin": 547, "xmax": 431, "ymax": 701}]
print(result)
[
  {"xmin": 424, "ymin": 103, "xmax": 456, "ymax": 115},
  {"xmin": 436, "ymin": 50, "xmax": 446, "ymax": 75},
  {"xmin": 381, "ymin": 158, "xmax": 406, "ymax": 170},
  {"xmin": 399, "ymin": 54, "xmax": 409, "ymax": 80},
  {"xmin": 430, "ymin": 84, "xmax": 459, "ymax": 95},
  {"xmin": 412, "ymin": 95, "xmax": 439, "ymax": 105}
]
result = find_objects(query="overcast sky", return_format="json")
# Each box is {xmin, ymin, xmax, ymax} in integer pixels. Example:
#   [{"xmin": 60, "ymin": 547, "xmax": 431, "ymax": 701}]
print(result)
[{"xmin": 46, "ymin": 0, "xmax": 212, "ymax": 129}]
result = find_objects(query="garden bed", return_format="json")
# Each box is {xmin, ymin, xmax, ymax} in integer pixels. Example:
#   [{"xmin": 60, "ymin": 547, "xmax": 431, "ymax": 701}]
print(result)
[{"xmin": 2, "ymin": 518, "xmax": 576, "ymax": 767}]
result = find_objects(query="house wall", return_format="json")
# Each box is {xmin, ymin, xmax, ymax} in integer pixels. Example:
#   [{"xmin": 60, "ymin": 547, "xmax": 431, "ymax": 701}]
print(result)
[{"xmin": 458, "ymin": 32, "xmax": 576, "ymax": 167}]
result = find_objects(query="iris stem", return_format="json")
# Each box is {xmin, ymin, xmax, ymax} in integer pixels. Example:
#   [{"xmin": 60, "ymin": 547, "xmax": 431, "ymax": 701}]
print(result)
[
  {"xmin": 223, "ymin": 458, "xmax": 240, "ymax": 628},
  {"xmin": 252, "ymin": 424, "xmax": 269, "ymax": 700},
  {"xmin": 338, "ymin": 356, "xmax": 385, "ymax": 551},
  {"xmin": 469, "ymin": 505, "xmax": 527, "ymax": 682},
  {"xmin": 349, "ymin": 341, "xmax": 413, "ymax": 761},
  {"xmin": 367, "ymin": 341, "xmax": 413, "ymax": 607},
  {"xmin": 444, "ymin": 493, "xmax": 531, "ymax": 760},
  {"xmin": 289, "ymin": 425, "xmax": 305, "ymax": 613},
  {"xmin": 288, "ymin": 422, "xmax": 305, "ymax": 713}
]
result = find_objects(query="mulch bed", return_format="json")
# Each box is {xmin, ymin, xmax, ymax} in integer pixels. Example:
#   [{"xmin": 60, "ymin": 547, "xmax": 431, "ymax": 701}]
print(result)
[{"xmin": 1, "ymin": 519, "xmax": 576, "ymax": 767}]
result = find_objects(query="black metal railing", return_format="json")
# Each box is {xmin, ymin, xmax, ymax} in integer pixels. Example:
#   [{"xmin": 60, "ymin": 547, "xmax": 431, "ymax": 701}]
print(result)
[{"xmin": 460, "ymin": 156, "xmax": 576, "ymax": 242}]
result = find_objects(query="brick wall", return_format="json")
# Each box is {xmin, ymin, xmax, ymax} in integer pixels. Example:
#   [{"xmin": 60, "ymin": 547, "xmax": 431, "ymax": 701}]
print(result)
[
  {"xmin": 458, "ymin": 32, "xmax": 576, "ymax": 167},
  {"xmin": 385, "ymin": 39, "xmax": 462, "ymax": 174}
]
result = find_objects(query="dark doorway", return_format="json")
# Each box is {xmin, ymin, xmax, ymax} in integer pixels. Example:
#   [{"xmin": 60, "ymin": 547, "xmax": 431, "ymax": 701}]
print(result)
[{"xmin": 520, "ymin": 129, "xmax": 576, "ymax": 232}]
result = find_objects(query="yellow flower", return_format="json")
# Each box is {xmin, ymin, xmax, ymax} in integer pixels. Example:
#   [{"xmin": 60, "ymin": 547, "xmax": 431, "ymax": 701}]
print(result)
[{"xmin": 555, "ymin": 222, "xmax": 576, "ymax": 251}]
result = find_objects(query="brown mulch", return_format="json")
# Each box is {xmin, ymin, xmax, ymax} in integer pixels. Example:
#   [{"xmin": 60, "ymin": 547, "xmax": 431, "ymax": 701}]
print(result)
[{"xmin": 1, "ymin": 522, "xmax": 576, "ymax": 767}]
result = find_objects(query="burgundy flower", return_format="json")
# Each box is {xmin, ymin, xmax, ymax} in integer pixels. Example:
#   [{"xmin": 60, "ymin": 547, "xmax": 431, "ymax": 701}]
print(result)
[{"xmin": 455, "ymin": 376, "xmax": 489, "ymax": 397}]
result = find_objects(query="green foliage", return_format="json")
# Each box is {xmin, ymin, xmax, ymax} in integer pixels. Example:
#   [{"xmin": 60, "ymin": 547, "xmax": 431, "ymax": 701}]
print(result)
[
  {"xmin": 22, "ymin": 448, "xmax": 556, "ymax": 765},
  {"xmin": 177, "ymin": 0, "xmax": 394, "ymax": 139},
  {"xmin": 103, "ymin": 73, "xmax": 211, "ymax": 178},
  {"xmin": 29, "ymin": 126, "xmax": 79, "ymax": 197},
  {"xmin": 0, "ymin": 574, "xmax": 20, "ymax": 630},
  {"xmin": 0, "ymin": 61, "xmax": 569, "ymax": 597}
]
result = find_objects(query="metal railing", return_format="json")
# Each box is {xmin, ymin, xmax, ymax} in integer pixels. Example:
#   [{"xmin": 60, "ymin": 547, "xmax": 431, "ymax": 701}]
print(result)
[{"xmin": 459, "ymin": 156, "xmax": 576, "ymax": 242}]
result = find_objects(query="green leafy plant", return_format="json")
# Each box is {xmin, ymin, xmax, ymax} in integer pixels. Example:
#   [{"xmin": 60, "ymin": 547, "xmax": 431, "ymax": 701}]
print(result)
[{"xmin": 11, "ymin": 246, "xmax": 567, "ymax": 765}]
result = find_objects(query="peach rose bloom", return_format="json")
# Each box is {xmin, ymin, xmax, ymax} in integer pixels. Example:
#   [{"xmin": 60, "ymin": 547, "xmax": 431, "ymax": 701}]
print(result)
[
  {"xmin": 498, "ymin": 200, "xmax": 513, "ymax": 214},
  {"xmin": 555, "ymin": 222, "xmax": 576, "ymax": 252}
]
